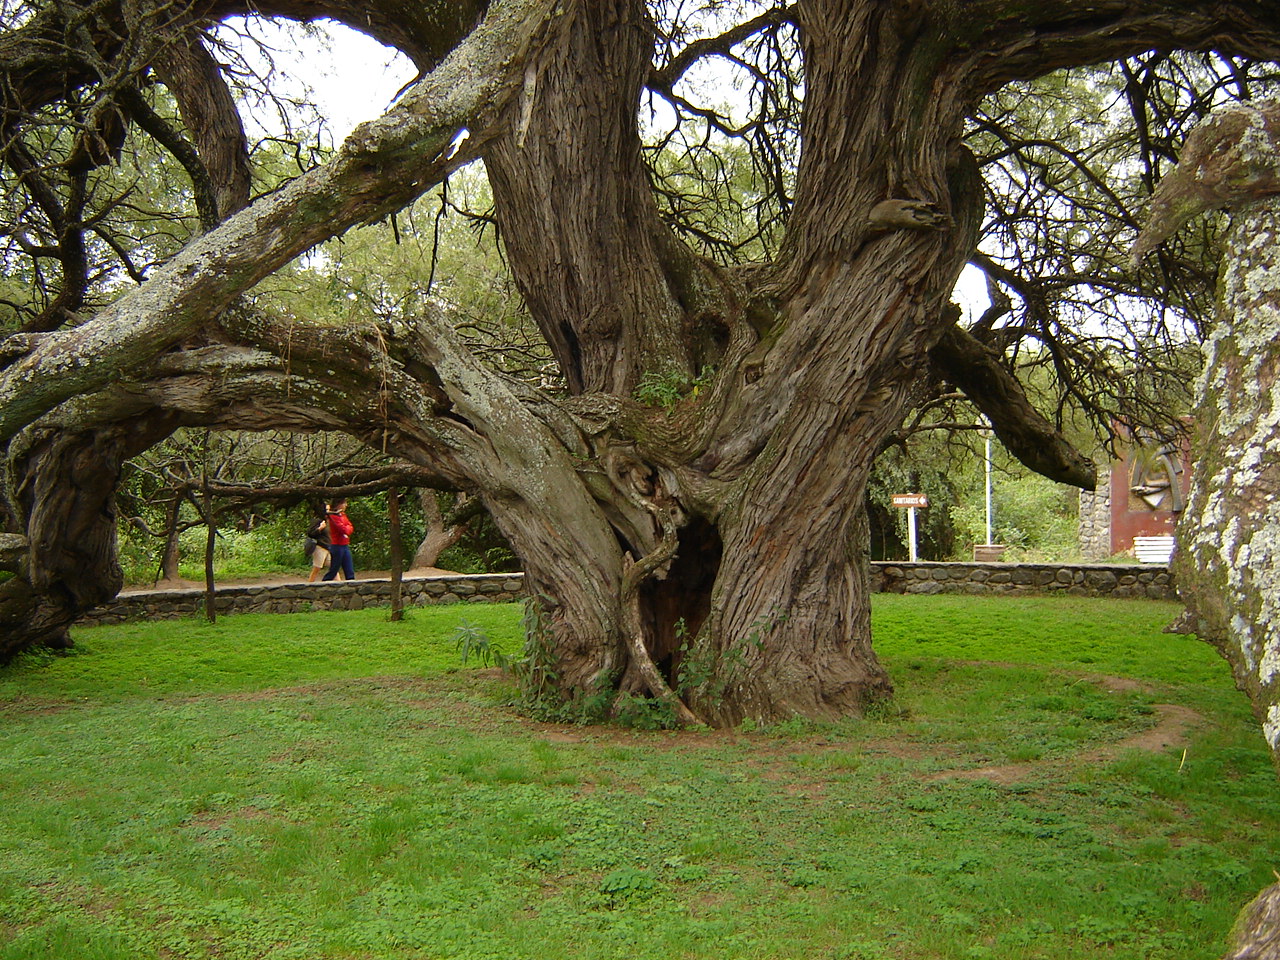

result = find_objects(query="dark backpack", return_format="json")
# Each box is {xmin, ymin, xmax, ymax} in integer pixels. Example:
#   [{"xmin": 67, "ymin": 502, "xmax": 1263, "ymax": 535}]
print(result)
[{"xmin": 305, "ymin": 520, "xmax": 329, "ymax": 556}]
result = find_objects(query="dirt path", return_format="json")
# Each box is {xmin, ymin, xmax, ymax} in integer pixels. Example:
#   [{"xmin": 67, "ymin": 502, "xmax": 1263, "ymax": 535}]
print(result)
[
  {"xmin": 123, "ymin": 567, "xmax": 462, "ymax": 594},
  {"xmin": 524, "ymin": 673, "xmax": 1205, "ymax": 789},
  {"xmin": 928, "ymin": 702, "xmax": 1202, "ymax": 784}
]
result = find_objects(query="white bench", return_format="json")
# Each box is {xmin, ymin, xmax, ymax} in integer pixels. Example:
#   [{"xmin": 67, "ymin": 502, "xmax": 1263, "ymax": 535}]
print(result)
[{"xmin": 1133, "ymin": 535, "xmax": 1175, "ymax": 564}]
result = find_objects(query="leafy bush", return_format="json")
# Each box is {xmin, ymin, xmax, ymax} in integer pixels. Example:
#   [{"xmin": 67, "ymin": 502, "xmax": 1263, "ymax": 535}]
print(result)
[
  {"xmin": 612, "ymin": 693, "xmax": 679, "ymax": 730},
  {"xmin": 174, "ymin": 512, "xmax": 303, "ymax": 580},
  {"xmin": 950, "ymin": 471, "xmax": 1080, "ymax": 561}
]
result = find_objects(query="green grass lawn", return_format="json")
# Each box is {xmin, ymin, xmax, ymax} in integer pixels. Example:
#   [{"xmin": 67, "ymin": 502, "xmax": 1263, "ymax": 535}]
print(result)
[{"xmin": 1, "ymin": 596, "xmax": 1275, "ymax": 960}]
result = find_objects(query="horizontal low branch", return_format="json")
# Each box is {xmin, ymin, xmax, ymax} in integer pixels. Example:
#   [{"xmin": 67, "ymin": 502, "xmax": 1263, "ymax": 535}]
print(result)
[
  {"xmin": 930, "ymin": 323, "xmax": 1097, "ymax": 490},
  {"xmin": 198, "ymin": 465, "xmax": 461, "ymax": 504}
]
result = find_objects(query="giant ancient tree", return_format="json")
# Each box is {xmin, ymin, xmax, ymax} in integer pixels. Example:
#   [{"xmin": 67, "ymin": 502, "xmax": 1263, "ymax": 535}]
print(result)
[{"xmin": 4, "ymin": 0, "xmax": 1280, "ymax": 725}]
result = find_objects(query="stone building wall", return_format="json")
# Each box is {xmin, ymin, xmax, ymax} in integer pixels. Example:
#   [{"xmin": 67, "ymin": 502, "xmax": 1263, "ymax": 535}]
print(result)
[
  {"xmin": 78, "ymin": 561, "xmax": 1176, "ymax": 627},
  {"xmin": 1077, "ymin": 467, "xmax": 1113, "ymax": 560}
]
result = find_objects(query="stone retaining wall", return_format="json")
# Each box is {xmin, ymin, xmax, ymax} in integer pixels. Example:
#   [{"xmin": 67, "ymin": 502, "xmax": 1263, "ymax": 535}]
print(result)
[
  {"xmin": 79, "ymin": 561, "xmax": 1176, "ymax": 626},
  {"xmin": 870, "ymin": 561, "xmax": 1175, "ymax": 600},
  {"xmin": 80, "ymin": 573, "xmax": 526, "ymax": 626}
]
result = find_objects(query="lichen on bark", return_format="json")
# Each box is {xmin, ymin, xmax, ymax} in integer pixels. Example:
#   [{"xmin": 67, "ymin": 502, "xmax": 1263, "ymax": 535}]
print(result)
[{"xmin": 1135, "ymin": 103, "xmax": 1280, "ymax": 771}]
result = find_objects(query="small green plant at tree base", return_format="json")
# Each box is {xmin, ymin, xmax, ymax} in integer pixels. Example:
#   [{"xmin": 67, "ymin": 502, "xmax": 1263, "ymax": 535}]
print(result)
[
  {"xmin": 525, "ymin": 686, "xmax": 616, "ymax": 725},
  {"xmin": 452, "ymin": 618, "xmax": 507, "ymax": 669},
  {"xmin": 509, "ymin": 594, "xmax": 619, "ymax": 724},
  {"xmin": 860, "ymin": 695, "xmax": 909, "ymax": 723},
  {"xmin": 612, "ymin": 692, "xmax": 679, "ymax": 730},
  {"xmin": 676, "ymin": 606, "xmax": 785, "ymax": 711},
  {"xmin": 766, "ymin": 715, "xmax": 817, "ymax": 737},
  {"xmin": 511, "ymin": 594, "xmax": 559, "ymax": 697}
]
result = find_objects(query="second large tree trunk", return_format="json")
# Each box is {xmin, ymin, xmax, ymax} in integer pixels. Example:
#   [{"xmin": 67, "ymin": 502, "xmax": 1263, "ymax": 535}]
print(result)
[
  {"xmin": 0, "ymin": 414, "xmax": 174, "ymax": 659},
  {"xmin": 1174, "ymin": 193, "xmax": 1280, "ymax": 771}
]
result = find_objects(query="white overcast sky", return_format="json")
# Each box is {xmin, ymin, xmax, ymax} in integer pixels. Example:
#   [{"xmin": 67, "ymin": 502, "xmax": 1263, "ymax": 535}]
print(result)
[
  {"xmin": 215, "ymin": 18, "xmax": 416, "ymax": 145},
  {"xmin": 304, "ymin": 26, "xmax": 417, "ymax": 142}
]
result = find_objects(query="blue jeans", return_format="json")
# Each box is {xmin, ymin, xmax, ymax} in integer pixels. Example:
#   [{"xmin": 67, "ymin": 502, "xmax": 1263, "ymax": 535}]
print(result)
[{"xmin": 323, "ymin": 544, "xmax": 354, "ymax": 581}]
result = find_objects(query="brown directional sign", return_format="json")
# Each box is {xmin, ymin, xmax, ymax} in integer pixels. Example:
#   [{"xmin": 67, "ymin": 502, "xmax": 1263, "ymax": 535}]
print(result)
[{"xmin": 891, "ymin": 493, "xmax": 929, "ymax": 508}]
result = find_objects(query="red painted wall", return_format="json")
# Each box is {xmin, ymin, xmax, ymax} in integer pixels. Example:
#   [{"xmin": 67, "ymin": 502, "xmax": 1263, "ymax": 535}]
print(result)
[{"xmin": 1109, "ymin": 430, "xmax": 1194, "ymax": 555}]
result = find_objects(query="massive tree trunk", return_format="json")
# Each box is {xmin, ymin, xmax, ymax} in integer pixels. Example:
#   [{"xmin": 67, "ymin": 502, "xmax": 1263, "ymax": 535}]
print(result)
[
  {"xmin": 1176, "ymin": 188, "xmax": 1280, "ymax": 763},
  {"xmin": 1135, "ymin": 102, "xmax": 1280, "ymax": 960},
  {"xmin": 476, "ymin": 0, "xmax": 1267, "ymax": 724},
  {"xmin": 1223, "ymin": 881, "xmax": 1280, "ymax": 960},
  {"xmin": 482, "ymin": 0, "xmax": 981, "ymax": 722}
]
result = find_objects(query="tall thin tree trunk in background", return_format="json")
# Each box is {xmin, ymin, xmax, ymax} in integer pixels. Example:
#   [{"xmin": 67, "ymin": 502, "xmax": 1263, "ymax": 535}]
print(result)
[
  {"xmin": 201, "ymin": 433, "xmax": 216, "ymax": 624},
  {"xmin": 158, "ymin": 493, "xmax": 182, "ymax": 583},
  {"xmin": 388, "ymin": 487, "xmax": 404, "ymax": 621}
]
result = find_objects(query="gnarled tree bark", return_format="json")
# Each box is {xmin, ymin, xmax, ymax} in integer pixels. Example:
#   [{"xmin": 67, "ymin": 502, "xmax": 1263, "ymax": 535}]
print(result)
[
  {"xmin": 1136, "ymin": 101, "xmax": 1280, "ymax": 767},
  {"xmin": 0, "ymin": 414, "xmax": 176, "ymax": 658}
]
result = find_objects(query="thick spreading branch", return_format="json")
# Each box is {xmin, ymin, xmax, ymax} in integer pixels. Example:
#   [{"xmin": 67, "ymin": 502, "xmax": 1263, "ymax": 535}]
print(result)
[
  {"xmin": 150, "ymin": 28, "xmax": 252, "ymax": 222},
  {"xmin": 930, "ymin": 322, "xmax": 1097, "ymax": 489},
  {"xmin": 184, "ymin": 465, "xmax": 460, "ymax": 506},
  {"xmin": 485, "ymin": 0, "xmax": 694, "ymax": 395},
  {"xmin": 0, "ymin": 0, "xmax": 555, "ymax": 444},
  {"xmin": 0, "ymin": 1, "xmax": 489, "ymax": 120},
  {"xmin": 950, "ymin": 1, "xmax": 1280, "ymax": 99}
]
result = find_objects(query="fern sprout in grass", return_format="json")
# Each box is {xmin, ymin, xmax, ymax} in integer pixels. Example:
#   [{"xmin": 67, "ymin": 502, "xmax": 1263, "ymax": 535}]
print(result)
[{"xmin": 452, "ymin": 618, "xmax": 508, "ymax": 669}]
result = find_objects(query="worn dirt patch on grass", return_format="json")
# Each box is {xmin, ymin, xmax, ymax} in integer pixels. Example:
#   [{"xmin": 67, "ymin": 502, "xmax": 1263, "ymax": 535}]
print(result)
[
  {"xmin": 1093, "ymin": 675, "xmax": 1153, "ymax": 694},
  {"xmin": 58, "ymin": 669, "xmax": 1205, "ymax": 794},
  {"xmin": 928, "ymin": 702, "xmax": 1203, "ymax": 784},
  {"xmin": 0, "ymin": 695, "xmax": 81, "ymax": 718},
  {"xmin": 205, "ymin": 674, "xmax": 445, "ymax": 704}
]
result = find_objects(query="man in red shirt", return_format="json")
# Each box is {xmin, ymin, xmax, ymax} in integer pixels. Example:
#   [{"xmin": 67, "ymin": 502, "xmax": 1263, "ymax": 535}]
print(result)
[{"xmin": 322, "ymin": 498, "xmax": 356, "ymax": 581}]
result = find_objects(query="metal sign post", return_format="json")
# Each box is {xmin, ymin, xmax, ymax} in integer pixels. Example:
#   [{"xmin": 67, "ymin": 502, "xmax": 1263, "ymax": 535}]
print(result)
[
  {"xmin": 982, "ymin": 418, "xmax": 994, "ymax": 546},
  {"xmin": 891, "ymin": 493, "xmax": 929, "ymax": 562}
]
